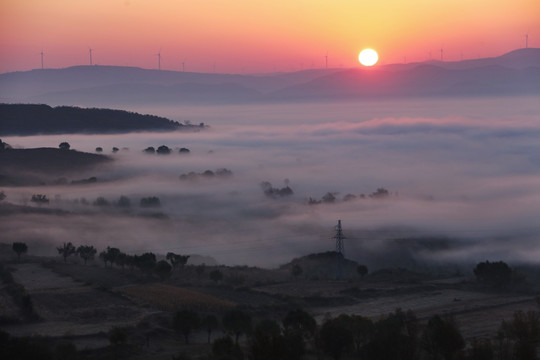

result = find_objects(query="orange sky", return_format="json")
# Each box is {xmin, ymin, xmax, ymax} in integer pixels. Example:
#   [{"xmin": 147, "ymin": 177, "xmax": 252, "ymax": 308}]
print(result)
[{"xmin": 1, "ymin": 0, "xmax": 538, "ymax": 73}]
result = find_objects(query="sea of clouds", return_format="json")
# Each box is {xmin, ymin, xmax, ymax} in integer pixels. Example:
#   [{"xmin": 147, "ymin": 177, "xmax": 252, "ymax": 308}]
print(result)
[{"xmin": 2, "ymin": 96, "xmax": 539, "ymax": 269}]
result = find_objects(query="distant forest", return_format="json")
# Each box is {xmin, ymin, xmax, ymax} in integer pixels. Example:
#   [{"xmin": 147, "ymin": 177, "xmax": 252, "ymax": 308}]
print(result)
[{"xmin": 0, "ymin": 104, "xmax": 192, "ymax": 135}]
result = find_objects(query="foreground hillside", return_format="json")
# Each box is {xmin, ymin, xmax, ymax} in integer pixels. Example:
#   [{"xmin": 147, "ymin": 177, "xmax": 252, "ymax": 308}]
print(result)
[
  {"xmin": 0, "ymin": 104, "xmax": 201, "ymax": 136},
  {"xmin": 0, "ymin": 147, "xmax": 111, "ymax": 185},
  {"xmin": 1, "ymin": 249, "xmax": 539, "ymax": 360}
]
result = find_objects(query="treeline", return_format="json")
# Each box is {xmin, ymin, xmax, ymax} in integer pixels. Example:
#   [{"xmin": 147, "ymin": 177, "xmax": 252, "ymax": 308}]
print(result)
[{"xmin": 0, "ymin": 104, "xmax": 201, "ymax": 135}]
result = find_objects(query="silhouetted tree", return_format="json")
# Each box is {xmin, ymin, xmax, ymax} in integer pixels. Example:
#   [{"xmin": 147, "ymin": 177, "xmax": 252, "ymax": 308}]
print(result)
[
  {"xmin": 320, "ymin": 316, "xmax": 354, "ymax": 360},
  {"xmin": 135, "ymin": 252, "xmax": 156, "ymax": 276},
  {"xmin": 99, "ymin": 246, "xmax": 120, "ymax": 267},
  {"xmin": 93, "ymin": 196, "xmax": 109, "ymax": 206},
  {"xmin": 364, "ymin": 309, "xmax": 419, "ymax": 360},
  {"xmin": 196, "ymin": 264, "xmax": 206, "ymax": 277},
  {"xmin": 421, "ymin": 315, "xmax": 464, "ymax": 360},
  {"xmin": 223, "ymin": 309, "xmax": 252, "ymax": 344},
  {"xmin": 143, "ymin": 146, "xmax": 155, "ymax": 154},
  {"xmin": 166, "ymin": 252, "xmax": 190, "ymax": 271},
  {"xmin": 179, "ymin": 147, "xmax": 190, "ymax": 154},
  {"xmin": 112, "ymin": 147, "xmax": 119, "ymax": 153},
  {"xmin": 474, "ymin": 260, "xmax": 514, "ymax": 287},
  {"xmin": 53, "ymin": 340, "xmax": 77, "ymax": 360},
  {"xmin": 209, "ymin": 269, "xmax": 223, "ymax": 283},
  {"xmin": 30, "ymin": 194, "xmax": 49, "ymax": 204},
  {"xmin": 140, "ymin": 196, "xmax": 161, "ymax": 207},
  {"xmin": 12, "ymin": 242, "xmax": 28, "ymax": 263},
  {"xmin": 155, "ymin": 260, "xmax": 172, "ymax": 280},
  {"xmin": 95, "ymin": 147, "xmax": 103, "ymax": 152},
  {"xmin": 0, "ymin": 191, "xmax": 5, "ymax": 202},
  {"xmin": 76, "ymin": 245, "xmax": 96, "ymax": 265},
  {"xmin": 499, "ymin": 311, "xmax": 540, "ymax": 360},
  {"xmin": 117, "ymin": 195, "xmax": 131, "ymax": 207},
  {"xmin": 57, "ymin": 242, "xmax": 76, "ymax": 263},
  {"xmin": 322, "ymin": 192, "xmax": 336, "ymax": 203},
  {"xmin": 283, "ymin": 308, "xmax": 317, "ymax": 358},
  {"xmin": 212, "ymin": 336, "xmax": 243, "ymax": 360},
  {"xmin": 465, "ymin": 338, "xmax": 494, "ymax": 360},
  {"xmin": 108, "ymin": 326, "xmax": 128, "ymax": 346},
  {"xmin": 202, "ymin": 314, "xmax": 219, "ymax": 343},
  {"xmin": 291, "ymin": 264, "xmax": 303, "ymax": 278},
  {"xmin": 357, "ymin": 265, "xmax": 368, "ymax": 278},
  {"xmin": 59, "ymin": 142, "xmax": 70, "ymax": 150},
  {"xmin": 250, "ymin": 319, "xmax": 288, "ymax": 360},
  {"xmin": 173, "ymin": 310, "xmax": 201, "ymax": 344},
  {"xmin": 343, "ymin": 193, "xmax": 357, "ymax": 201},
  {"xmin": 370, "ymin": 187, "xmax": 390, "ymax": 199},
  {"xmin": 156, "ymin": 145, "xmax": 171, "ymax": 154}
]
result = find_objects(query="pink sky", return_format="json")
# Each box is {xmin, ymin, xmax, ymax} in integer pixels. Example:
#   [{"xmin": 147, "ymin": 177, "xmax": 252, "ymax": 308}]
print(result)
[{"xmin": 1, "ymin": 0, "xmax": 538, "ymax": 74}]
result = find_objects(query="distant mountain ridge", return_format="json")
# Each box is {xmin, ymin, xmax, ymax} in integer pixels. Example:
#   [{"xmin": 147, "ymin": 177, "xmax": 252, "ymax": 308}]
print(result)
[{"xmin": 1, "ymin": 48, "xmax": 538, "ymax": 106}]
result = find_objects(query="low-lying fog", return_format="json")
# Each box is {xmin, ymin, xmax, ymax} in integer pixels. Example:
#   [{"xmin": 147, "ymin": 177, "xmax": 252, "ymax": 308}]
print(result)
[{"xmin": 2, "ymin": 96, "xmax": 540, "ymax": 269}]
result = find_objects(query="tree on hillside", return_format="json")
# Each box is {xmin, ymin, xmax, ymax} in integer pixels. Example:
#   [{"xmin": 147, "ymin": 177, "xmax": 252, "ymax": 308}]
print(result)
[
  {"xmin": 12, "ymin": 242, "xmax": 28, "ymax": 263},
  {"xmin": 320, "ymin": 316, "xmax": 354, "ymax": 360},
  {"xmin": 143, "ymin": 146, "xmax": 155, "ymax": 154},
  {"xmin": 135, "ymin": 252, "xmax": 156, "ymax": 276},
  {"xmin": 166, "ymin": 252, "xmax": 190, "ymax": 271},
  {"xmin": 59, "ymin": 142, "xmax": 70, "ymax": 150},
  {"xmin": 57, "ymin": 242, "xmax": 76, "ymax": 263},
  {"xmin": 322, "ymin": 192, "xmax": 336, "ymax": 203},
  {"xmin": 117, "ymin": 195, "xmax": 131, "ymax": 208},
  {"xmin": 95, "ymin": 147, "xmax": 103, "ymax": 152},
  {"xmin": 155, "ymin": 260, "xmax": 172, "ymax": 281},
  {"xmin": 173, "ymin": 310, "xmax": 201, "ymax": 344},
  {"xmin": 421, "ymin": 315, "xmax": 464, "ymax": 360},
  {"xmin": 291, "ymin": 264, "xmax": 303, "ymax": 278},
  {"xmin": 498, "ymin": 310, "xmax": 540, "ymax": 360},
  {"xmin": 0, "ymin": 191, "xmax": 6, "ymax": 202},
  {"xmin": 156, "ymin": 145, "xmax": 171, "ymax": 154},
  {"xmin": 250, "ymin": 319, "xmax": 288, "ymax": 360},
  {"xmin": 140, "ymin": 196, "xmax": 161, "ymax": 207},
  {"xmin": 210, "ymin": 269, "xmax": 223, "ymax": 283},
  {"xmin": 76, "ymin": 245, "xmax": 96, "ymax": 265},
  {"xmin": 202, "ymin": 314, "xmax": 219, "ymax": 343},
  {"xmin": 99, "ymin": 246, "xmax": 121, "ymax": 267},
  {"xmin": 30, "ymin": 194, "xmax": 49, "ymax": 204},
  {"xmin": 223, "ymin": 309, "xmax": 252, "ymax": 344},
  {"xmin": 474, "ymin": 260, "xmax": 514, "ymax": 287},
  {"xmin": 357, "ymin": 265, "xmax": 368, "ymax": 278},
  {"xmin": 370, "ymin": 188, "xmax": 390, "ymax": 199}
]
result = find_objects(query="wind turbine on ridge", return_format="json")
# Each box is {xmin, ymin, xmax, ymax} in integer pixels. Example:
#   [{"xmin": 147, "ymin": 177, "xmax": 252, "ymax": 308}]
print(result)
[{"xmin": 156, "ymin": 49, "xmax": 162, "ymax": 70}]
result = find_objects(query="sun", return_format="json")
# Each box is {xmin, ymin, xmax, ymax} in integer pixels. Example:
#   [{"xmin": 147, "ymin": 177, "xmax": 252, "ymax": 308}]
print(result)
[{"xmin": 358, "ymin": 48, "xmax": 379, "ymax": 67}]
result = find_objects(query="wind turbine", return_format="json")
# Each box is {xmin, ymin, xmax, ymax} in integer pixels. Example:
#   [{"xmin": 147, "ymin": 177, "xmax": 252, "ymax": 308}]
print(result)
[
  {"xmin": 181, "ymin": 58, "xmax": 186, "ymax": 72},
  {"xmin": 89, "ymin": 48, "xmax": 93, "ymax": 66},
  {"xmin": 156, "ymin": 49, "xmax": 162, "ymax": 70},
  {"xmin": 325, "ymin": 52, "xmax": 328, "ymax": 69},
  {"xmin": 40, "ymin": 50, "xmax": 44, "ymax": 69}
]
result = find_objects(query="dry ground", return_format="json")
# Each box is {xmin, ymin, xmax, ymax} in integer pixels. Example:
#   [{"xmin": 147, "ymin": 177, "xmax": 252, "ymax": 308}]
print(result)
[{"xmin": 1, "ymin": 258, "xmax": 538, "ymax": 358}]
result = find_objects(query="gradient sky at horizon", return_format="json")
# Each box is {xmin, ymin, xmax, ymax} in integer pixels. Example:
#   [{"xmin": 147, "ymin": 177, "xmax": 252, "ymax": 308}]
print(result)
[{"xmin": 1, "ymin": 0, "xmax": 538, "ymax": 74}]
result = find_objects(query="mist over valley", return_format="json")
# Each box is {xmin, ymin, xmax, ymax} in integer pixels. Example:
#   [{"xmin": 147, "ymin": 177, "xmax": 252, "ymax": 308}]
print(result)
[{"xmin": 2, "ymin": 94, "xmax": 539, "ymax": 270}]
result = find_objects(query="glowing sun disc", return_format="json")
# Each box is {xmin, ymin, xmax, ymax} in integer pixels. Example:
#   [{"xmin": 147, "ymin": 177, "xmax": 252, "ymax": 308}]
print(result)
[{"xmin": 359, "ymin": 49, "xmax": 379, "ymax": 66}]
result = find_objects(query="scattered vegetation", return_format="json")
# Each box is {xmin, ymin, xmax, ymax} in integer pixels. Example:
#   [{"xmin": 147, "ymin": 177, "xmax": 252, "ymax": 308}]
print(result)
[
  {"xmin": 12, "ymin": 242, "xmax": 28, "ymax": 263},
  {"xmin": 179, "ymin": 168, "xmax": 233, "ymax": 181}
]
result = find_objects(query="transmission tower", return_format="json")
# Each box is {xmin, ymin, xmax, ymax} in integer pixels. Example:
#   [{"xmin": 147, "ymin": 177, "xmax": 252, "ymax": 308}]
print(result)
[{"xmin": 333, "ymin": 220, "xmax": 346, "ymax": 279}]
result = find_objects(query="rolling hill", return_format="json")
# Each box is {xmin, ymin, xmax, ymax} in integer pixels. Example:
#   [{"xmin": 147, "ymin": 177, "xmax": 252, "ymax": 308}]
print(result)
[{"xmin": 1, "ymin": 48, "xmax": 538, "ymax": 106}]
